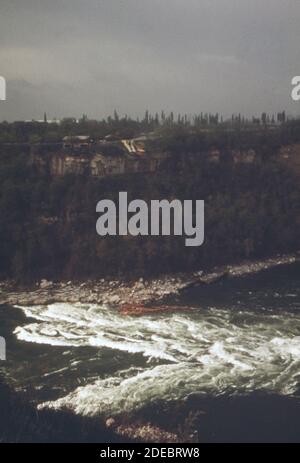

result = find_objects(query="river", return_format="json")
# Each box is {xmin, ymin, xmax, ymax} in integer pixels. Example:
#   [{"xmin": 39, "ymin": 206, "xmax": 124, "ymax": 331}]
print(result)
[{"xmin": 1, "ymin": 262, "xmax": 300, "ymax": 441}]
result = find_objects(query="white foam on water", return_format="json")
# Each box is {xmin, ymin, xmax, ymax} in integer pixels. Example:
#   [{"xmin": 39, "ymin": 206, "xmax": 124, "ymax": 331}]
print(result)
[{"xmin": 14, "ymin": 302, "xmax": 300, "ymax": 417}]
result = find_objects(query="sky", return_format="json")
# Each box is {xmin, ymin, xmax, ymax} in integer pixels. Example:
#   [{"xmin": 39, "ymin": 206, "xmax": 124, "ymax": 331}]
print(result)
[{"xmin": 0, "ymin": 0, "xmax": 299, "ymax": 121}]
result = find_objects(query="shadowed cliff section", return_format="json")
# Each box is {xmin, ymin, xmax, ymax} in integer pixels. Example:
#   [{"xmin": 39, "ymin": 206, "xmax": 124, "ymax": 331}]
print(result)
[{"xmin": 0, "ymin": 136, "xmax": 300, "ymax": 283}]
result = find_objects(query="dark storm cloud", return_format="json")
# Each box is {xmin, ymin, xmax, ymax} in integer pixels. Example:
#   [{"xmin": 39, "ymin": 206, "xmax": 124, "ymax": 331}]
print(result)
[{"xmin": 0, "ymin": 0, "xmax": 299, "ymax": 121}]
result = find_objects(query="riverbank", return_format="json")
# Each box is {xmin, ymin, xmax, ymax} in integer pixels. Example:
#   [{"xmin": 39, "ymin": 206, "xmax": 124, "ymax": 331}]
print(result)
[
  {"xmin": 2, "ymin": 370, "xmax": 300, "ymax": 443},
  {"xmin": 112, "ymin": 393, "xmax": 300, "ymax": 443},
  {"xmin": 1, "ymin": 253, "xmax": 299, "ymax": 310},
  {"xmin": 0, "ymin": 377, "xmax": 134, "ymax": 443}
]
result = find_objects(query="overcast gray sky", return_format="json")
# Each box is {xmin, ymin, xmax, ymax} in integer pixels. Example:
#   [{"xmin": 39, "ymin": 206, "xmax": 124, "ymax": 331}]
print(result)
[{"xmin": 0, "ymin": 0, "xmax": 299, "ymax": 121}]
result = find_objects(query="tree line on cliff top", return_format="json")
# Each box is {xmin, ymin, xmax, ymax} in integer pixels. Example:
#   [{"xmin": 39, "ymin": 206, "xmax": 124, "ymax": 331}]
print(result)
[{"xmin": 0, "ymin": 110, "xmax": 299, "ymax": 145}]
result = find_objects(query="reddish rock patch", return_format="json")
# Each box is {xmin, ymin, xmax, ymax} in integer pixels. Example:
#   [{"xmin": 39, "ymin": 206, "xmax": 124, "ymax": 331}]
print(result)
[{"xmin": 119, "ymin": 303, "xmax": 192, "ymax": 316}]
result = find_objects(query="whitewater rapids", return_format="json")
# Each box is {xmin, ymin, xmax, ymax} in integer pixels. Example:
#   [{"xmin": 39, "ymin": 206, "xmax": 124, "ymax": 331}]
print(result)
[{"xmin": 13, "ymin": 301, "xmax": 300, "ymax": 417}]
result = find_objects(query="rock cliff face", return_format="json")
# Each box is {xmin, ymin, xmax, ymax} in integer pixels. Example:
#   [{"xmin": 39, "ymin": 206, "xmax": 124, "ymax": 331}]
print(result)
[
  {"xmin": 279, "ymin": 143, "xmax": 300, "ymax": 175},
  {"xmin": 29, "ymin": 143, "xmax": 266, "ymax": 178},
  {"xmin": 1, "ymin": 139, "xmax": 300, "ymax": 282},
  {"xmin": 30, "ymin": 144, "xmax": 170, "ymax": 177}
]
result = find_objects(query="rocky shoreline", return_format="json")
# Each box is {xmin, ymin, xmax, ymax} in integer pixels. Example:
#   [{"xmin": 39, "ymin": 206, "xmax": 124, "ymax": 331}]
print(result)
[{"xmin": 0, "ymin": 253, "xmax": 299, "ymax": 311}]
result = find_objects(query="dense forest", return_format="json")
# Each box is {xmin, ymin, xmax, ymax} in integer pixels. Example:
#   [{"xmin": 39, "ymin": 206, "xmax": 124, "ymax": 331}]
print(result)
[{"xmin": 0, "ymin": 117, "xmax": 300, "ymax": 283}]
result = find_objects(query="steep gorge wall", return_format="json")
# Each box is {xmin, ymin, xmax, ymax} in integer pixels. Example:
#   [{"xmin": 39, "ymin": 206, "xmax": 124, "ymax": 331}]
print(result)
[
  {"xmin": 1, "ymin": 141, "xmax": 300, "ymax": 282},
  {"xmin": 30, "ymin": 148, "xmax": 169, "ymax": 177},
  {"xmin": 29, "ymin": 145, "xmax": 265, "ymax": 179}
]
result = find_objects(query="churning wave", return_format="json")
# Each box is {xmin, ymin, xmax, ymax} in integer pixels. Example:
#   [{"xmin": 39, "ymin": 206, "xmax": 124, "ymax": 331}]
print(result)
[{"xmin": 14, "ymin": 302, "xmax": 300, "ymax": 417}]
